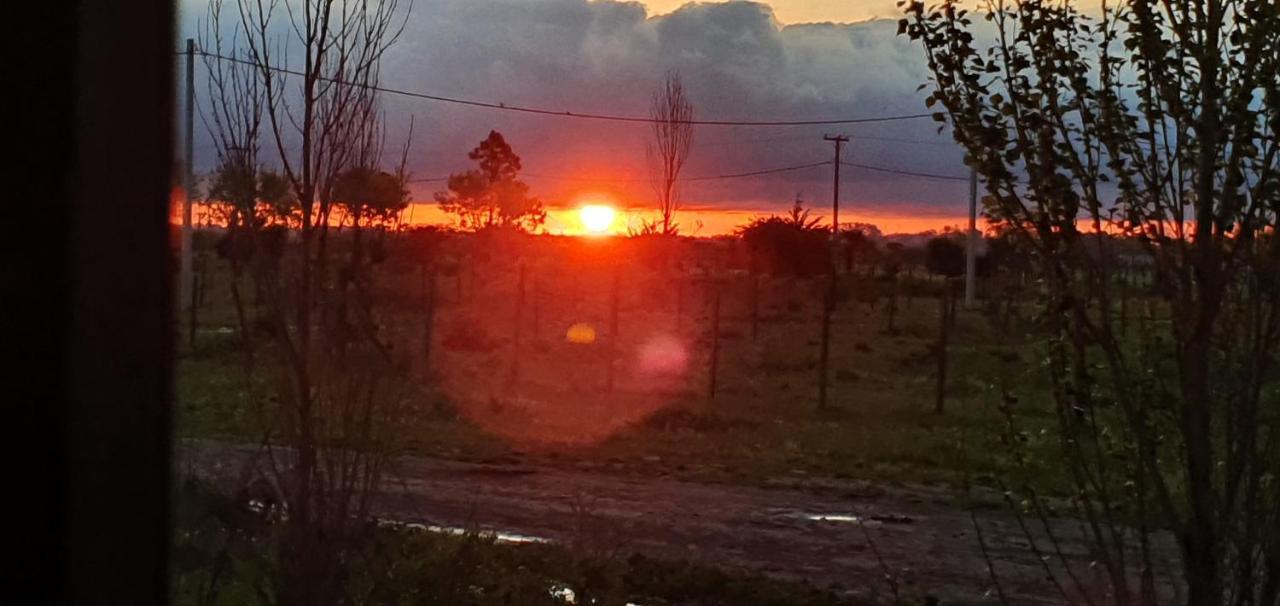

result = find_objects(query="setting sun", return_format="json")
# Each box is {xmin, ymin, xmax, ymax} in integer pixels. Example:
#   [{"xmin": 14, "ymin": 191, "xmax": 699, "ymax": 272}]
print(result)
[{"xmin": 578, "ymin": 204, "xmax": 617, "ymax": 235}]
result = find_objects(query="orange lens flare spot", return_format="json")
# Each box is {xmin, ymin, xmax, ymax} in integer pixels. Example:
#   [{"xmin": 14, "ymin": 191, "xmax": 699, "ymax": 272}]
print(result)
[
  {"xmin": 565, "ymin": 323, "xmax": 597, "ymax": 344},
  {"xmin": 578, "ymin": 204, "xmax": 617, "ymax": 234}
]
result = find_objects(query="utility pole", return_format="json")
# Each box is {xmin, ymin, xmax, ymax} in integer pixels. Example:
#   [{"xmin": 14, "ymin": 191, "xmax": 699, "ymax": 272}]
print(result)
[
  {"xmin": 823, "ymin": 134, "xmax": 849, "ymax": 237},
  {"xmin": 964, "ymin": 166, "xmax": 978, "ymax": 308},
  {"xmin": 181, "ymin": 38, "xmax": 196, "ymax": 334},
  {"xmin": 817, "ymin": 134, "xmax": 848, "ymax": 411}
]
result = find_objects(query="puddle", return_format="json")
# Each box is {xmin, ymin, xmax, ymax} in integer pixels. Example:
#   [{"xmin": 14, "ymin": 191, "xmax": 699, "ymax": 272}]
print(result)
[
  {"xmin": 804, "ymin": 513, "xmax": 863, "ymax": 523},
  {"xmin": 768, "ymin": 511, "xmax": 898, "ymax": 529},
  {"xmin": 773, "ymin": 509, "xmax": 915, "ymax": 528},
  {"xmin": 379, "ymin": 518, "xmax": 550, "ymax": 544}
]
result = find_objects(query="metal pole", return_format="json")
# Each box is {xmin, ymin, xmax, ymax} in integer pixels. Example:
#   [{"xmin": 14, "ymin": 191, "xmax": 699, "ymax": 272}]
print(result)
[
  {"xmin": 181, "ymin": 39, "xmax": 195, "ymax": 326},
  {"xmin": 964, "ymin": 167, "xmax": 978, "ymax": 308}
]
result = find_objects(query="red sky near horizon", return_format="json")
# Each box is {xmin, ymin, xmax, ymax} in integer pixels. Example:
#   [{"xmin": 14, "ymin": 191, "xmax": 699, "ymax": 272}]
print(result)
[{"xmin": 401, "ymin": 201, "xmax": 973, "ymax": 237}]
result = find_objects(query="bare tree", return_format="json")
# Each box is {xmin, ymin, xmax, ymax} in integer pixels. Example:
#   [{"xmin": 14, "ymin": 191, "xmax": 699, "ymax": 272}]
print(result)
[
  {"xmin": 199, "ymin": 0, "xmax": 264, "ymax": 231},
  {"xmin": 646, "ymin": 70, "xmax": 694, "ymax": 236},
  {"xmin": 201, "ymin": 1, "xmax": 415, "ymax": 604},
  {"xmin": 902, "ymin": 1, "xmax": 1279, "ymax": 604}
]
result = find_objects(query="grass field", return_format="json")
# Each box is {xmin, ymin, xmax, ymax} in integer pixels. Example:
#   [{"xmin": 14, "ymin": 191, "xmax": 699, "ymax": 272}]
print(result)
[{"xmin": 175, "ymin": 234, "xmax": 1069, "ymax": 497}]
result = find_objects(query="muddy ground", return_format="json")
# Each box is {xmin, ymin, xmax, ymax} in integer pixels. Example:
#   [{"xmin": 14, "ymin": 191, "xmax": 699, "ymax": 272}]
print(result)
[{"xmin": 180, "ymin": 441, "xmax": 1184, "ymax": 605}]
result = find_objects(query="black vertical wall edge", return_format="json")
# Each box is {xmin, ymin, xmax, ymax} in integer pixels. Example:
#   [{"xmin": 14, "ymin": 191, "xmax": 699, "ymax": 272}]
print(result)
[
  {"xmin": 68, "ymin": 1, "xmax": 176, "ymax": 601},
  {"xmin": 11, "ymin": 1, "xmax": 177, "ymax": 603}
]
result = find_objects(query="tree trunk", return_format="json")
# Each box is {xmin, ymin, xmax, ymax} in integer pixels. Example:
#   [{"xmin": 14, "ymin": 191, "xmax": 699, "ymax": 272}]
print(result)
[{"xmin": 1179, "ymin": 335, "xmax": 1223, "ymax": 606}]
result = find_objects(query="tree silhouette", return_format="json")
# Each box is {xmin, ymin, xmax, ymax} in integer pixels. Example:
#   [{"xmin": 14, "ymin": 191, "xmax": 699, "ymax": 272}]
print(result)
[
  {"xmin": 646, "ymin": 71, "xmax": 694, "ymax": 235},
  {"xmin": 332, "ymin": 166, "xmax": 408, "ymax": 229},
  {"xmin": 842, "ymin": 227, "xmax": 879, "ymax": 275},
  {"xmin": 437, "ymin": 131, "xmax": 545, "ymax": 232},
  {"xmin": 903, "ymin": 1, "xmax": 1280, "ymax": 601},
  {"xmin": 924, "ymin": 236, "xmax": 964, "ymax": 278},
  {"xmin": 737, "ymin": 197, "xmax": 829, "ymax": 277}
]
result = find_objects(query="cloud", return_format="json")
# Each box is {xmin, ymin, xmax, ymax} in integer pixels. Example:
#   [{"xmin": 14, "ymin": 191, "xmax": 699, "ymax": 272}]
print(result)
[{"xmin": 183, "ymin": 0, "xmax": 974, "ymax": 221}]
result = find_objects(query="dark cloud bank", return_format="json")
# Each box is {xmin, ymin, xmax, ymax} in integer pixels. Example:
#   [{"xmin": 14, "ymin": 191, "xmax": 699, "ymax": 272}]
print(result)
[{"xmin": 185, "ymin": 0, "xmax": 974, "ymax": 220}]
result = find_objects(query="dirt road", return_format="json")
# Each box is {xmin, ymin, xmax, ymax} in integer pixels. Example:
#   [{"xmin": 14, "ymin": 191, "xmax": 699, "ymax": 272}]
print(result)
[{"xmin": 180, "ymin": 441, "xmax": 1181, "ymax": 605}]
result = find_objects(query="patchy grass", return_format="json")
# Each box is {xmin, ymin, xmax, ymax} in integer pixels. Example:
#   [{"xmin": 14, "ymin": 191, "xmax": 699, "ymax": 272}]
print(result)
[{"xmin": 174, "ymin": 252, "xmax": 1071, "ymax": 496}]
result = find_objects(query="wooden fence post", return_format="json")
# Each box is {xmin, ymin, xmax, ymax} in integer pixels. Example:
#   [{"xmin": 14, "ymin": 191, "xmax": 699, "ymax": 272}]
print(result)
[
  {"xmin": 817, "ymin": 272, "xmax": 836, "ymax": 410},
  {"xmin": 935, "ymin": 281, "xmax": 951, "ymax": 414},
  {"xmin": 675, "ymin": 275, "xmax": 685, "ymax": 332},
  {"xmin": 423, "ymin": 268, "xmax": 437, "ymax": 377},
  {"xmin": 750, "ymin": 274, "xmax": 760, "ymax": 342},
  {"xmin": 606, "ymin": 268, "xmax": 620, "ymax": 392},
  {"xmin": 531, "ymin": 269, "xmax": 540, "ymax": 340},
  {"xmin": 709, "ymin": 284, "xmax": 721, "ymax": 399},
  {"xmin": 508, "ymin": 263, "xmax": 526, "ymax": 389}
]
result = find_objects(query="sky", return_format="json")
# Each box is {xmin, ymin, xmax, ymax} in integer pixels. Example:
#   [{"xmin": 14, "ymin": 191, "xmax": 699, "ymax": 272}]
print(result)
[
  {"xmin": 641, "ymin": 0, "xmax": 907, "ymax": 23},
  {"xmin": 179, "ymin": 0, "xmax": 979, "ymax": 234}
]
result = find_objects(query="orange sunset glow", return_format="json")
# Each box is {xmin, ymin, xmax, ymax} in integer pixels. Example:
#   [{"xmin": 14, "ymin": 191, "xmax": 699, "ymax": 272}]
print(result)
[{"xmin": 397, "ymin": 202, "xmax": 975, "ymax": 236}]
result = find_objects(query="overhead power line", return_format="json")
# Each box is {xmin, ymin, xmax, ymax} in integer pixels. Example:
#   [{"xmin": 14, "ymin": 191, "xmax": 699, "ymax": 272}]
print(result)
[
  {"xmin": 190, "ymin": 49, "xmax": 935, "ymax": 127},
  {"xmin": 408, "ymin": 160, "xmax": 830, "ymax": 184},
  {"xmin": 841, "ymin": 161, "xmax": 968, "ymax": 181},
  {"xmin": 412, "ymin": 160, "xmax": 972, "ymax": 185},
  {"xmin": 680, "ymin": 160, "xmax": 833, "ymax": 182}
]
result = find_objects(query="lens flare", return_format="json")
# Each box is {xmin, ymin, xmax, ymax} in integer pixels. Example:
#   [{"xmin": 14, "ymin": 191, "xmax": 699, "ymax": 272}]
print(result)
[
  {"xmin": 637, "ymin": 334, "xmax": 689, "ymax": 376},
  {"xmin": 565, "ymin": 323, "xmax": 597, "ymax": 344}
]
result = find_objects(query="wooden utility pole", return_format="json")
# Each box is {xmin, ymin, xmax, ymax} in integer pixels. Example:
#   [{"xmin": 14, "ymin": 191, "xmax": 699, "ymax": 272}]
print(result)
[
  {"xmin": 965, "ymin": 167, "xmax": 978, "ymax": 308},
  {"xmin": 817, "ymin": 134, "xmax": 847, "ymax": 411},
  {"xmin": 182, "ymin": 38, "xmax": 196, "ymax": 343},
  {"xmin": 824, "ymin": 134, "xmax": 849, "ymax": 237}
]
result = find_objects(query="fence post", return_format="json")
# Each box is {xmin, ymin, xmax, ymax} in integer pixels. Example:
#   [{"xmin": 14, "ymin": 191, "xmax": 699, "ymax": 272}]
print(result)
[
  {"xmin": 675, "ymin": 275, "xmax": 685, "ymax": 332},
  {"xmin": 750, "ymin": 274, "xmax": 760, "ymax": 342},
  {"xmin": 508, "ymin": 263, "xmax": 525, "ymax": 389},
  {"xmin": 606, "ymin": 267, "xmax": 620, "ymax": 392},
  {"xmin": 709, "ymin": 283, "xmax": 721, "ymax": 399},
  {"xmin": 424, "ymin": 268, "xmax": 437, "ymax": 377},
  {"xmin": 531, "ymin": 269, "xmax": 540, "ymax": 340},
  {"xmin": 817, "ymin": 272, "xmax": 836, "ymax": 410},
  {"xmin": 935, "ymin": 281, "xmax": 951, "ymax": 414}
]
